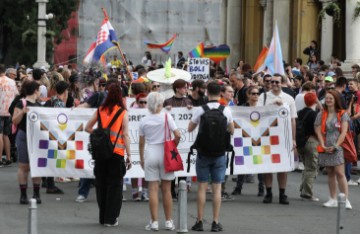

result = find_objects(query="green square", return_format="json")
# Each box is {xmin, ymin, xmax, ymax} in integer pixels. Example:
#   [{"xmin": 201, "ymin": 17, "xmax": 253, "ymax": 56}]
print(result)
[
  {"xmin": 253, "ymin": 155, "xmax": 263, "ymax": 164},
  {"xmin": 56, "ymin": 159, "xmax": 66, "ymax": 168}
]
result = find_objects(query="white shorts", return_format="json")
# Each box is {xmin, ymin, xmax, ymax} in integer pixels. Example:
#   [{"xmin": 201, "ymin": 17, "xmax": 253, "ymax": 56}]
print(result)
[{"xmin": 144, "ymin": 144, "xmax": 175, "ymax": 181}]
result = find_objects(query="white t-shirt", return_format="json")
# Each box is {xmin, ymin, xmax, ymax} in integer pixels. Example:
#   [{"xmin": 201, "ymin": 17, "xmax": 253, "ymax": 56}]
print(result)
[
  {"xmin": 257, "ymin": 91, "xmax": 297, "ymax": 118},
  {"xmin": 139, "ymin": 112, "xmax": 178, "ymax": 144},
  {"xmin": 294, "ymin": 93, "xmax": 306, "ymax": 111},
  {"xmin": 190, "ymin": 102, "xmax": 233, "ymax": 125}
]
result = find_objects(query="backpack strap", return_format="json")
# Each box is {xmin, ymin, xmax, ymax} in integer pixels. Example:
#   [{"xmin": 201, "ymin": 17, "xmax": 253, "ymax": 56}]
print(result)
[
  {"xmin": 218, "ymin": 105, "xmax": 225, "ymax": 112},
  {"xmin": 187, "ymin": 145, "xmax": 195, "ymax": 173},
  {"xmin": 202, "ymin": 104, "xmax": 210, "ymax": 112}
]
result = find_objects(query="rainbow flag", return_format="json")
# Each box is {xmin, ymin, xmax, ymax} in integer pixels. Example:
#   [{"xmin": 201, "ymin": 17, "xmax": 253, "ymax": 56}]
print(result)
[
  {"xmin": 144, "ymin": 34, "xmax": 177, "ymax": 54},
  {"xmin": 254, "ymin": 47, "xmax": 269, "ymax": 72},
  {"xmin": 203, "ymin": 44, "xmax": 230, "ymax": 64},
  {"xmin": 188, "ymin": 42, "xmax": 204, "ymax": 58}
]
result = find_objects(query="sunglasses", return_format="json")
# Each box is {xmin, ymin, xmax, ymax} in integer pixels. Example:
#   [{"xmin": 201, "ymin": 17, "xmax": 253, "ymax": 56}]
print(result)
[
  {"xmin": 153, "ymin": 85, "xmax": 160, "ymax": 88},
  {"xmin": 139, "ymin": 101, "xmax": 147, "ymax": 104},
  {"xmin": 264, "ymin": 79, "xmax": 271, "ymax": 83},
  {"xmin": 251, "ymin": 92, "xmax": 260, "ymax": 96},
  {"xmin": 271, "ymin": 80, "xmax": 280, "ymax": 84},
  {"xmin": 99, "ymin": 84, "xmax": 106, "ymax": 87}
]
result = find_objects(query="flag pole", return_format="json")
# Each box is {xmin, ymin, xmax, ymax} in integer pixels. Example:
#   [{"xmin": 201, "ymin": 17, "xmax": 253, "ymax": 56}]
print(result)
[{"xmin": 101, "ymin": 8, "xmax": 133, "ymax": 81}]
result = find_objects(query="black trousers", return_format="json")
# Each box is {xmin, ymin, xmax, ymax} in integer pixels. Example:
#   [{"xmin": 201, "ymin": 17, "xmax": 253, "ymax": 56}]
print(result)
[{"xmin": 94, "ymin": 154, "xmax": 126, "ymax": 225}]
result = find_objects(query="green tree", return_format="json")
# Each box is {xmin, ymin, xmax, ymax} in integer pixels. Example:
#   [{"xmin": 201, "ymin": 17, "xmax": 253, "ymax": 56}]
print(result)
[{"xmin": 0, "ymin": 0, "xmax": 78, "ymax": 66}]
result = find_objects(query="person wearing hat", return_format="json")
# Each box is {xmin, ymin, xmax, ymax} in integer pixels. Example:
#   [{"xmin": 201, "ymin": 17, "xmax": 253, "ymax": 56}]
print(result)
[{"xmin": 298, "ymin": 92, "xmax": 320, "ymax": 201}]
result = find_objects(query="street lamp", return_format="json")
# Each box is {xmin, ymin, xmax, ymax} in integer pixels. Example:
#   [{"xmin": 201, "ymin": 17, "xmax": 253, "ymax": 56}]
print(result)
[{"xmin": 33, "ymin": 0, "xmax": 53, "ymax": 69}]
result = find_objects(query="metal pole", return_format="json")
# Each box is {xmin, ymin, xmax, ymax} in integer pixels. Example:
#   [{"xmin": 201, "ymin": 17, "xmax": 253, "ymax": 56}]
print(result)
[
  {"xmin": 28, "ymin": 198, "xmax": 38, "ymax": 234},
  {"xmin": 33, "ymin": 0, "xmax": 50, "ymax": 69},
  {"xmin": 336, "ymin": 193, "xmax": 346, "ymax": 234},
  {"xmin": 177, "ymin": 180, "xmax": 188, "ymax": 233}
]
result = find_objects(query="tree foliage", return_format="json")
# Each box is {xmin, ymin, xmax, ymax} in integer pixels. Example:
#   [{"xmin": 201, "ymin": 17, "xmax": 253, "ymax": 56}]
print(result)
[{"xmin": 0, "ymin": 0, "xmax": 78, "ymax": 66}]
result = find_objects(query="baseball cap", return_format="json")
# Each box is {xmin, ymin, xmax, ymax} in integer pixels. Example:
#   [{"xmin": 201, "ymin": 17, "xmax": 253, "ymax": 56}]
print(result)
[
  {"xmin": 327, "ymin": 71, "xmax": 336, "ymax": 77},
  {"xmin": 324, "ymin": 76, "xmax": 334, "ymax": 82}
]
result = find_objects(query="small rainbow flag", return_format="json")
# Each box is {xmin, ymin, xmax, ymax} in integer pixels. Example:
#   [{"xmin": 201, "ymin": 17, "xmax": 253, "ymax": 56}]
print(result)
[
  {"xmin": 144, "ymin": 34, "xmax": 177, "ymax": 54},
  {"xmin": 254, "ymin": 47, "xmax": 269, "ymax": 72},
  {"xmin": 203, "ymin": 44, "xmax": 230, "ymax": 64},
  {"xmin": 188, "ymin": 42, "xmax": 204, "ymax": 58}
]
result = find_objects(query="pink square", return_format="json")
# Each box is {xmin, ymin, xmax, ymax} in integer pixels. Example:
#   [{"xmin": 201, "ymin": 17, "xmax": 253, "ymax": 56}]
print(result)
[
  {"xmin": 271, "ymin": 154, "xmax": 281, "ymax": 163},
  {"xmin": 270, "ymin": 136, "xmax": 279, "ymax": 145}
]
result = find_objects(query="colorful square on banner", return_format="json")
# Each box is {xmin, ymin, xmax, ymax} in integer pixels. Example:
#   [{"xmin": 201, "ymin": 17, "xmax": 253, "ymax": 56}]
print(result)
[
  {"xmin": 66, "ymin": 150, "xmax": 76, "ymax": 160},
  {"xmin": 56, "ymin": 159, "xmax": 66, "ymax": 168},
  {"xmin": 253, "ymin": 155, "xmax": 262, "ymax": 164},
  {"xmin": 234, "ymin": 156, "xmax": 244, "ymax": 165},
  {"xmin": 243, "ymin": 146, "xmax": 252, "ymax": 156},
  {"xmin": 47, "ymin": 149, "xmax": 57, "ymax": 159},
  {"xmin": 270, "ymin": 136, "xmax": 279, "ymax": 145},
  {"xmin": 38, "ymin": 158, "xmax": 47, "ymax": 167},
  {"xmin": 39, "ymin": 140, "xmax": 49, "ymax": 149},
  {"xmin": 261, "ymin": 145, "xmax": 270, "ymax": 154},
  {"xmin": 75, "ymin": 141, "xmax": 83, "ymax": 150},
  {"xmin": 75, "ymin": 159, "xmax": 84, "ymax": 169},
  {"xmin": 234, "ymin": 138, "xmax": 243, "ymax": 147},
  {"xmin": 271, "ymin": 154, "xmax": 281, "ymax": 163}
]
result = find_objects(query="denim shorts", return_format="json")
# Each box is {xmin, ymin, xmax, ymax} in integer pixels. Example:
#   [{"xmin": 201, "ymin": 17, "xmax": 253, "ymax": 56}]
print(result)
[{"xmin": 196, "ymin": 154, "xmax": 226, "ymax": 183}]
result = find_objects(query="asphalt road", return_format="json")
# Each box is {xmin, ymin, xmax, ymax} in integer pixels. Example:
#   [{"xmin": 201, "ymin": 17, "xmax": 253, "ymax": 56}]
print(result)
[{"xmin": 0, "ymin": 164, "xmax": 359, "ymax": 234}]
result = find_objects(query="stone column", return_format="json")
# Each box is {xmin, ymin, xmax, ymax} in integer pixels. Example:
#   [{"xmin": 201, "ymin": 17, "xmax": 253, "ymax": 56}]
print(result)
[
  {"xmin": 261, "ymin": 0, "xmax": 273, "ymax": 46},
  {"xmin": 33, "ymin": 0, "xmax": 50, "ymax": 69},
  {"xmin": 273, "ymin": 0, "xmax": 290, "ymax": 62},
  {"xmin": 344, "ymin": 0, "xmax": 360, "ymax": 66},
  {"xmin": 226, "ymin": 0, "xmax": 242, "ymax": 69},
  {"xmin": 320, "ymin": 0, "xmax": 334, "ymax": 64}
]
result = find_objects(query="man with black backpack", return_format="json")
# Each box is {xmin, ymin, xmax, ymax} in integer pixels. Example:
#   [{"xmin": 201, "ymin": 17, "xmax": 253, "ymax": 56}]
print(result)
[
  {"xmin": 188, "ymin": 81, "xmax": 234, "ymax": 232},
  {"xmin": 297, "ymin": 92, "xmax": 319, "ymax": 201}
]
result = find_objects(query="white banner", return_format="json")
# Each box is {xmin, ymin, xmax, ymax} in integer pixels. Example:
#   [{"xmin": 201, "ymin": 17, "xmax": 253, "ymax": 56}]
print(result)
[
  {"xmin": 187, "ymin": 58, "xmax": 210, "ymax": 80},
  {"xmin": 27, "ymin": 105, "xmax": 294, "ymax": 178}
]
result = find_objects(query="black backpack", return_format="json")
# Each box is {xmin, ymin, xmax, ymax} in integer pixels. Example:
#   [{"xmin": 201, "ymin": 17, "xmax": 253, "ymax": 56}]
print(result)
[
  {"xmin": 88, "ymin": 108, "xmax": 124, "ymax": 160},
  {"xmin": 296, "ymin": 109, "xmax": 312, "ymax": 148},
  {"xmin": 196, "ymin": 105, "xmax": 228, "ymax": 156}
]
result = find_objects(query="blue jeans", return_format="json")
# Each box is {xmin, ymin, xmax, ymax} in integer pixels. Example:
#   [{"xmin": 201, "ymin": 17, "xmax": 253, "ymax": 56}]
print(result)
[
  {"xmin": 196, "ymin": 154, "xmax": 226, "ymax": 183},
  {"xmin": 78, "ymin": 178, "xmax": 94, "ymax": 198}
]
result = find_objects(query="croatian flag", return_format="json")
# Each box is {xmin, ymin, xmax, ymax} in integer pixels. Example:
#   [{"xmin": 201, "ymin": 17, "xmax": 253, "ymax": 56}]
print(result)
[
  {"xmin": 83, "ymin": 16, "xmax": 118, "ymax": 64},
  {"xmin": 263, "ymin": 22, "xmax": 285, "ymax": 75}
]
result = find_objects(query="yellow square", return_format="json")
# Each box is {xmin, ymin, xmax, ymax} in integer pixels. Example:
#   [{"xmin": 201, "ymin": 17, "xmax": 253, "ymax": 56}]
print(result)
[{"xmin": 66, "ymin": 150, "xmax": 76, "ymax": 160}]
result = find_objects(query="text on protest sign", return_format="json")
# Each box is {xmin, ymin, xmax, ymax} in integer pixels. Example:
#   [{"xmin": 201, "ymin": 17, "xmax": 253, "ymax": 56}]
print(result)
[{"xmin": 187, "ymin": 58, "xmax": 210, "ymax": 80}]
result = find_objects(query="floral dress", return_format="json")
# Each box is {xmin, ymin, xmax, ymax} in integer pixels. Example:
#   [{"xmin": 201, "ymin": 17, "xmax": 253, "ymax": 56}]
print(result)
[{"xmin": 314, "ymin": 111, "xmax": 350, "ymax": 166}]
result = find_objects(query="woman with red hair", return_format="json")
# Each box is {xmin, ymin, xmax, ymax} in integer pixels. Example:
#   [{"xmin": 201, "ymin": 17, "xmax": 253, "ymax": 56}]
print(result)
[{"xmin": 86, "ymin": 83, "xmax": 132, "ymax": 226}]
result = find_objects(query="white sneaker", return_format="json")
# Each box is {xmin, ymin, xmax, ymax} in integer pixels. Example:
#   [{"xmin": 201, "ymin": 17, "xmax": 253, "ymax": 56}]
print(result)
[
  {"xmin": 141, "ymin": 192, "xmax": 149, "ymax": 201},
  {"xmin": 75, "ymin": 195, "xmax": 86, "ymax": 203},
  {"xmin": 323, "ymin": 198, "xmax": 338, "ymax": 208},
  {"xmin": 145, "ymin": 220, "xmax": 159, "ymax": 231},
  {"xmin": 165, "ymin": 219, "xmax": 175, "ymax": 230},
  {"xmin": 298, "ymin": 162, "xmax": 305, "ymax": 171},
  {"xmin": 348, "ymin": 179, "xmax": 358, "ymax": 186},
  {"xmin": 104, "ymin": 218, "xmax": 119, "ymax": 227},
  {"xmin": 346, "ymin": 199, "xmax": 352, "ymax": 210}
]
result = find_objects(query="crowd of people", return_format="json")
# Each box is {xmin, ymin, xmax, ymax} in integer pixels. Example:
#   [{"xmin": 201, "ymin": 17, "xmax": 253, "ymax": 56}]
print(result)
[{"xmin": 1, "ymin": 46, "xmax": 360, "ymax": 231}]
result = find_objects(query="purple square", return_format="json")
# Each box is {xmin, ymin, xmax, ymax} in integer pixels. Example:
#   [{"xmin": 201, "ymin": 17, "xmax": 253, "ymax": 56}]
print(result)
[
  {"xmin": 235, "ymin": 156, "xmax": 244, "ymax": 165},
  {"xmin": 38, "ymin": 158, "xmax": 47, "ymax": 167},
  {"xmin": 39, "ymin": 140, "xmax": 49, "ymax": 149},
  {"xmin": 234, "ymin": 138, "xmax": 243, "ymax": 147}
]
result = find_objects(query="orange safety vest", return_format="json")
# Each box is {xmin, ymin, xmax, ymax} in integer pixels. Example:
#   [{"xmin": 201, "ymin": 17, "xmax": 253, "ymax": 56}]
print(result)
[
  {"xmin": 320, "ymin": 109, "xmax": 345, "ymax": 136},
  {"xmin": 99, "ymin": 105, "xmax": 126, "ymax": 156}
]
